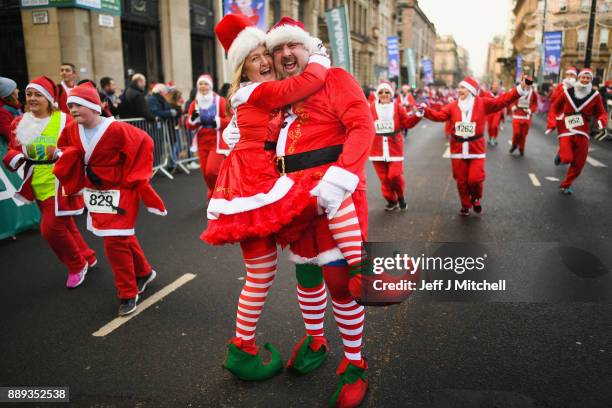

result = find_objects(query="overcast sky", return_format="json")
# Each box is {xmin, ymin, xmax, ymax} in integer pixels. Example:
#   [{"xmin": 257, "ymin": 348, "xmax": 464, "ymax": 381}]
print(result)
[{"xmin": 418, "ymin": 0, "xmax": 511, "ymax": 78}]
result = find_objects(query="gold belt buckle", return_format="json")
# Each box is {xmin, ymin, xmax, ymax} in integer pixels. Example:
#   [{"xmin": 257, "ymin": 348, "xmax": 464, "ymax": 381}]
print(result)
[{"xmin": 276, "ymin": 156, "xmax": 286, "ymax": 176}]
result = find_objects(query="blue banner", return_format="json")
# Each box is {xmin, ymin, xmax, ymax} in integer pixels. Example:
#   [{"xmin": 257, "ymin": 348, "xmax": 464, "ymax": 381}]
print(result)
[
  {"xmin": 516, "ymin": 55, "xmax": 523, "ymax": 83},
  {"xmin": 387, "ymin": 36, "xmax": 400, "ymax": 81},
  {"xmin": 421, "ymin": 57, "xmax": 434, "ymax": 85},
  {"xmin": 223, "ymin": 0, "xmax": 267, "ymax": 30},
  {"xmin": 543, "ymin": 31, "xmax": 563, "ymax": 75}
]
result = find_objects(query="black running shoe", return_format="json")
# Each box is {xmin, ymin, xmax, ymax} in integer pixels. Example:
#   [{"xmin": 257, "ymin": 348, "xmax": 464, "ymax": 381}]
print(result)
[
  {"xmin": 384, "ymin": 201, "xmax": 398, "ymax": 211},
  {"xmin": 118, "ymin": 295, "xmax": 138, "ymax": 316},
  {"xmin": 137, "ymin": 270, "xmax": 157, "ymax": 294},
  {"xmin": 472, "ymin": 199, "xmax": 482, "ymax": 214},
  {"xmin": 459, "ymin": 208, "xmax": 470, "ymax": 216},
  {"xmin": 398, "ymin": 197, "xmax": 407, "ymax": 211},
  {"xmin": 509, "ymin": 145, "xmax": 517, "ymax": 154}
]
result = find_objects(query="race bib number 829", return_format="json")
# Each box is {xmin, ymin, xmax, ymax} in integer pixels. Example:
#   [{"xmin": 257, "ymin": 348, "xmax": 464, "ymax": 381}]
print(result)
[{"xmin": 84, "ymin": 189, "xmax": 120, "ymax": 214}]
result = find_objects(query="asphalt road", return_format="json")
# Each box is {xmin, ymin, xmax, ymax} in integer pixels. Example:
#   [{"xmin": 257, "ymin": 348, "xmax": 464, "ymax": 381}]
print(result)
[{"xmin": 1, "ymin": 115, "xmax": 611, "ymax": 407}]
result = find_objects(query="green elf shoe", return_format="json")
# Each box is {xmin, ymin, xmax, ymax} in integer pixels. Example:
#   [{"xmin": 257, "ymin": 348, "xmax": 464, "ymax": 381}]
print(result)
[
  {"xmin": 329, "ymin": 357, "xmax": 368, "ymax": 408},
  {"xmin": 287, "ymin": 335, "xmax": 329, "ymax": 374},
  {"xmin": 223, "ymin": 337, "xmax": 283, "ymax": 381}
]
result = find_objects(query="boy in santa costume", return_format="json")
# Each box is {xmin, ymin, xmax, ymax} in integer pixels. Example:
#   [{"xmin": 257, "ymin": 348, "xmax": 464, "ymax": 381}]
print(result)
[
  {"xmin": 53, "ymin": 83, "xmax": 167, "ymax": 316},
  {"xmin": 185, "ymin": 73, "xmax": 230, "ymax": 200},
  {"xmin": 266, "ymin": 16, "xmax": 374, "ymax": 408},
  {"xmin": 3, "ymin": 76, "xmax": 96, "ymax": 288},
  {"xmin": 422, "ymin": 76, "xmax": 531, "ymax": 215},
  {"xmin": 369, "ymin": 80, "xmax": 422, "ymax": 211},
  {"xmin": 509, "ymin": 76, "xmax": 538, "ymax": 156},
  {"xmin": 546, "ymin": 68, "xmax": 607, "ymax": 194}
]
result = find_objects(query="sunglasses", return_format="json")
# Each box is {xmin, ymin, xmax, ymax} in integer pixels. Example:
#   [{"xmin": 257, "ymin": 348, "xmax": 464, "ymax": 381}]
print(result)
[{"xmin": 378, "ymin": 91, "xmax": 391, "ymax": 95}]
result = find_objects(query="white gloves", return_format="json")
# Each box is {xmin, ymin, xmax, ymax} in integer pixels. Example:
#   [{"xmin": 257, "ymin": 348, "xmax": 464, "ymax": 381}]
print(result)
[
  {"xmin": 310, "ymin": 180, "xmax": 348, "ymax": 219},
  {"xmin": 222, "ymin": 116, "xmax": 241, "ymax": 149},
  {"xmin": 415, "ymin": 103, "xmax": 426, "ymax": 117}
]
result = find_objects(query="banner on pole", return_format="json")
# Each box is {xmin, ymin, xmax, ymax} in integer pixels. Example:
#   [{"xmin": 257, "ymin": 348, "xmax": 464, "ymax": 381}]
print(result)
[
  {"xmin": 421, "ymin": 57, "xmax": 434, "ymax": 85},
  {"xmin": 516, "ymin": 55, "xmax": 523, "ymax": 83},
  {"xmin": 223, "ymin": 0, "xmax": 267, "ymax": 30},
  {"xmin": 543, "ymin": 31, "xmax": 563, "ymax": 75},
  {"xmin": 324, "ymin": 4, "xmax": 353, "ymax": 73},
  {"xmin": 387, "ymin": 36, "xmax": 400, "ymax": 86}
]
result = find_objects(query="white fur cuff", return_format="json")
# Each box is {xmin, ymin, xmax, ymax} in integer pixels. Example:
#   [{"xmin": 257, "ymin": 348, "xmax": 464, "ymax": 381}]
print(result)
[{"xmin": 322, "ymin": 165, "xmax": 359, "ymax": 194}]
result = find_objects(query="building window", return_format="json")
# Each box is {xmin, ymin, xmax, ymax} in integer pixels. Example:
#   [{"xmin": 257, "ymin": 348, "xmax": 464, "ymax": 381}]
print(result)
[
  {"xmin": 580, "ymin": 0, "xmax": 592, "ymax": 12},
  {"xmin": 600, "ymin": 27, "xmax": 609, "ymax": 48},
  {"xmin": 577, "ymin": 28, "xmax": 587, "ymax": 50},
  {"xmin": 559, "ymin": 0, "xmax": 568, "ymax": 12}
]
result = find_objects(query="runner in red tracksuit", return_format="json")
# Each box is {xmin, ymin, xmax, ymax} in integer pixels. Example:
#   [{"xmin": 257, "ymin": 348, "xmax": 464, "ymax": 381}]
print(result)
[
  {"xmin": 546, "ymin": 68, "xmax": 607, "ymax": 194},
  {"xmin": 422, "ymin": 76, "xmax": 529, "ymax": 215},
  {"xmin": 509, "ymin": 80, "xmax": 538, "ymax": 156},
  {"xmin": 482, "ymin": 84, "xmax": 504, "ymax": 146},
  {"xmin": 369, "ymin": 81, "xmax": 421, "ymax": 211}
]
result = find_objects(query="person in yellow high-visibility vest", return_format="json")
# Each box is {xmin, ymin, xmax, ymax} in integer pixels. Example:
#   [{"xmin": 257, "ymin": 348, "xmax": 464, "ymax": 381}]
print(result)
[{"xmin": 2, "ymin": 76, "xmax": 96, "ymax": 288}]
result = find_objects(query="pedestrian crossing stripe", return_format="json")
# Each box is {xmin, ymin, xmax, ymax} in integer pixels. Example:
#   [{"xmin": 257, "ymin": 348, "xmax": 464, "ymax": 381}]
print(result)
[{"xmin": 586, "ymin": 156, "xmax": 607, "ymax": 168}]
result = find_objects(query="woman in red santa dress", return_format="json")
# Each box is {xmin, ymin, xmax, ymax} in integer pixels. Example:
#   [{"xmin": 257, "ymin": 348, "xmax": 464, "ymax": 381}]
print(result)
[
  {"xmin": 2, "ymin": 76, "xmax": 96, "ymax": 288},
  {"xmin": 422, "ymin": 76, "xmax": 531, "ymax": 215},
  {"xmin": 509, "ymin": 76, "xmax": 538, "ymax": 156},
  {"xmin": 369, "ymin": 80, "xmax": 422, "ymax": 211},
  {"xmin": 546, "ymin": 68, "xmax": 607, "ymax": 194},
  {"xmin": 200, "ymin": 13, "xmax": 338, "ymax": 381},
  {"xmin": 185, "ymin": 73, "xmax": 230, "ymax": 201},
  {"xmin": 53, "ymin": 83, "xmax": 167, "ymax": 316}
]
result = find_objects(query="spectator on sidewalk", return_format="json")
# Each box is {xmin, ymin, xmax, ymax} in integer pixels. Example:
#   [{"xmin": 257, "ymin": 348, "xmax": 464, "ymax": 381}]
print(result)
[
  {"xmin": 119, "ymin": 73, "xmax": 154, "ymax": 120},
  {"xmin": 0, "ymin": 77, "xmax": 22, "ymax": 142},
  {"xmin": 100, "ymin": 76, "xmax": 121, "ymax": 117},
  {"xmin": 146, "ymin": 83, "xmax": 177, "ymax": 120}
]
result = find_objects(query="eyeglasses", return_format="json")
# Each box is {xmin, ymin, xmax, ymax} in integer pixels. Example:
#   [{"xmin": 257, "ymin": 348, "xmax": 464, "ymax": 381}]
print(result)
[{"xmin": 378, "ymin": 91, "xmax": 391, "ymax": 95}]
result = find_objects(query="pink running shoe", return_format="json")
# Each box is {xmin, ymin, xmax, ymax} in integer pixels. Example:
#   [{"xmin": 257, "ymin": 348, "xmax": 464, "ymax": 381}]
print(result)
[{"xmin": 66, "ymin": 264, "xmax": 88, "ymax": 289}]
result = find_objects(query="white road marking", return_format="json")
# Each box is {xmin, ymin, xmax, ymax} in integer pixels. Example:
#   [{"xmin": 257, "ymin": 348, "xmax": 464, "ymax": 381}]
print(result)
[
  {"xmin": 92, "ymin": 273, "xmax": 197, "ymax": 337},
  {"xmin": 545, "ymin": 176, "xmax": 560, "ymax": 182},
  {"xmin": 421, "ymin": 124, "xmax": 427, "ymax": 128},
  {"xmin": 443, "ymin": 147, "xmax": 451, "ymax": 158},
  {"xmin": 586, "ymin": 156, "xmax": 607, "ymax": 168},
  {"xmin": 529, "ymin": 173, "xmax": 541, "ymax": 187}
]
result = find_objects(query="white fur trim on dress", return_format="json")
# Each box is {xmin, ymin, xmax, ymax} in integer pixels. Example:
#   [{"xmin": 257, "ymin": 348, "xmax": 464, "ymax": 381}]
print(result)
[
  {"xmin": 288, "ymin": 247, "xmax": 344, "ymax": 266},
  {"xmin": 15, "ymin": 112, "xmax": 51, "ymax": 145},
  {"xmin": 322, "ymin": 165, "xmax": 359, "ymax": 194},
  {"xmin": 147, "ymin": 207, "xmax": 168, "ymax": 216},
  {"xmin": 206, "ymin": 175, "xmax": 294, "ymax": 220},
  {"xmin": 228, "ymin": 26, "xmax": 267, "ymax": 72},
  {"xmin": 26, "ymin": 83, "xmax": 54, "ymax": 104},
  {"xmin": 86, "ymin": 212, "xmax": 135, "ymax": 236},
  {"xmin": 67, "ymin": 95, "xmax": 102, "ymax": 113},
  {"xmin": 231, "ymin": 82, "xmax": 262, "ymax": 109},
  {"xmin": 265, "ymin": 24, "xmax": 318, "ymax": 53}
]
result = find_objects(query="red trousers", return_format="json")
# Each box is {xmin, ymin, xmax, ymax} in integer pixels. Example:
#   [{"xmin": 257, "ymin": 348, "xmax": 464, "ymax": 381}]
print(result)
[
  {"xmin": 487, "ymin": 113, "xmax": 502, "ymax": 139},
  {"xmin": 451, "ymin": 158, "xmax": 485, "ymax": 209},
  {"xmin": 372, "ymin": 161, "xmax": 405, "ymax": 203},
  {"xmin": 558, "ymin": 135, "xmax": 589, "ymax": 188},
  {"xmin": 38, "ymin": 197, "xmax": 95, "ymax": 274},
  {"xmin": 512, "ymin": 120, "xmax": 531, "ymax": 152},
  {"xmin": 103, "ymin": 235, "xmax": 152, "ymax": 299},
  {"xmin": 197, "ymin": 137, "xmax": 224, "ymax": 200}
]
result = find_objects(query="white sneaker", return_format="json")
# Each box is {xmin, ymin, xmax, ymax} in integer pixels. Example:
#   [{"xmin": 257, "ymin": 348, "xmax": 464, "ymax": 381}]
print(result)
[{"xmin": 186, "ymin": 162, "xmax": 200, "ymax": 170}]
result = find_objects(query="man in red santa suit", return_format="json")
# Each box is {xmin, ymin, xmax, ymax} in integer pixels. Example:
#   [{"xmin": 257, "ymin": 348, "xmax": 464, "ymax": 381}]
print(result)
[
  {"xmin": 546, "ymin": 68, "xmax": 607, "ymax": 194},
  {"xmin": 56, "ymin": 63, "xmax": 77, "ymax": 114},
  {"xmin": 396, "ymin": 83, "xmax": 416, "ymax": 110},
  {"xmin": 54, "ymin": 83, "xmax": 167, "ymax": 316},
  {"xmin": 422, "ymin": 76, "xmax": 530, "ymax": 215},
  {"xmin": 265, "ymin": 16, "xmax": 374, "ymax": 408},
  {"xmin": 369, "ymin": 80, "xmax": 421, "ymax": 211},
  {"xmin": 509, "ymin": 76, "xmax": 538, "ymax": 156},
  {"xmin": 185, "ymin": 74, "xmax": 230, "ymax": 200},
  {"xmin": 482, "ymin": 82, "xmax": 504, "ymax": 146},
  {"xmin": 547, "ymin": 67, "xmax": 577, "ymax": 165}
]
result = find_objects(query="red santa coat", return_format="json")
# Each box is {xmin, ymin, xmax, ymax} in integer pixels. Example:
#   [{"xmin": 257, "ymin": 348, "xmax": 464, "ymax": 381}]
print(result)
[
  {"xmin": 54, "ymin": 118, "xmax": 166, "ymax": 236},
  {"xmin": 56, "ymin": 82, "xmax": 73, "ymax": 114},
  {"xmin": 186, "ymin": 93, "xmax": 231, "ymax": 155},
  {"xmin": 547, "ymin": 87, "xmax": 607, "ymax": 139},
  {"xmin": 511, "ymin": 88, "xmax": 538, "ymax": 122},
  {"xmin": 395, "ymin": 93, "xmax": 415, "ymax": 109},
  {"xmin": 424, "ymin": 88, "xmax": 522, "ymax": 159},
  {"xmin": 369, "ymin": 101, "xmax": 420, "ymax": 161},
  {"xmin": 2, "ymin": 111, "xmax": 83, "ymax": 215}
]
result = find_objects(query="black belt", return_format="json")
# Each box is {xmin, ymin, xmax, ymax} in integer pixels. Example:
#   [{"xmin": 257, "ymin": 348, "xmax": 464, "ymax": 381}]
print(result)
[
  {"xmin": 25, "ymin": 158, "xmax": 57, "ymax": 165},
  {"xmin": 452, "ymin": 134, "xmax": 484, "ymax": 142},
  {"xmin": 276, "ymin": 144, "xmax": 343, "ymax": 175},
  {"xmin": 264, "ymin": 141, "xmax": 277, "ymax": 151}
]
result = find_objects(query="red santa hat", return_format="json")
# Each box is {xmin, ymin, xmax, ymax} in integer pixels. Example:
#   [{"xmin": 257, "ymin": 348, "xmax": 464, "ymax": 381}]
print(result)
[
  {"xmin": 197, "ymin": 74, "xmax": 214, "ymax": 88},
  {"xmin": 26, "ymin": 76, "xmax": 57, "ymax": 106},
  {"xmin": 66, "ymin": 82, "xmax": 101, "ymax": 113},
  {"xmin": 265, "ymin": 16, "xmax": 319, "ymax": 54},
  {"xmin": 215, "ymin": 13, "xmax": 266, "ymax": 72},
  {"xmin": 578, "ymin": 68, "xmax": 593, "ymax": 78},
  {"xmin": 376, "ymin": 80, "xmax": 394, "ymax": 94},
  {"xmin": 459, "ymin": 76, "xmax": 479, "ymax": 96},
  {"xmin": 565, "ymin": 66, "xmax": 578, "ymax": 76}
]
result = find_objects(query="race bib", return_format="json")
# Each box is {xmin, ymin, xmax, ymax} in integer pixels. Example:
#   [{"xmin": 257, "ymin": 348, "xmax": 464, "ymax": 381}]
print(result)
[
  {"xmin": 84, "ymin": 188, "xmax": 120, "ymax": 214},
  {"xmin": 518, "ymin": 99, "xmax": 530, "ymax": 109},
  {"xmin": 455, "ymin": 122, "xmax": 476, "ymax": 137},
  {"xmin": 375, "ymin": 120, "xmax": 394, "ymax": 135},
  {"xmin": 564, "ymin": 114, "xmax": 584, "ymax": 129}
]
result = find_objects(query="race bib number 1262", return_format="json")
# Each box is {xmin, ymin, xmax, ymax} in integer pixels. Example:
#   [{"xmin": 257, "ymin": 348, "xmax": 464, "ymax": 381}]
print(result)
[{"xmin": 84, "ymin": 189, "xmax": 120, "ymax": 214}]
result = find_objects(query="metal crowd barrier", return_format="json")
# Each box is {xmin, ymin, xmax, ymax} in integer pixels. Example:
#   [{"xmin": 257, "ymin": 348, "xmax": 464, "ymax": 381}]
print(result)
[{"xmin": 118, "ymin": 117, "xmax": 199, "ymax": 180}]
